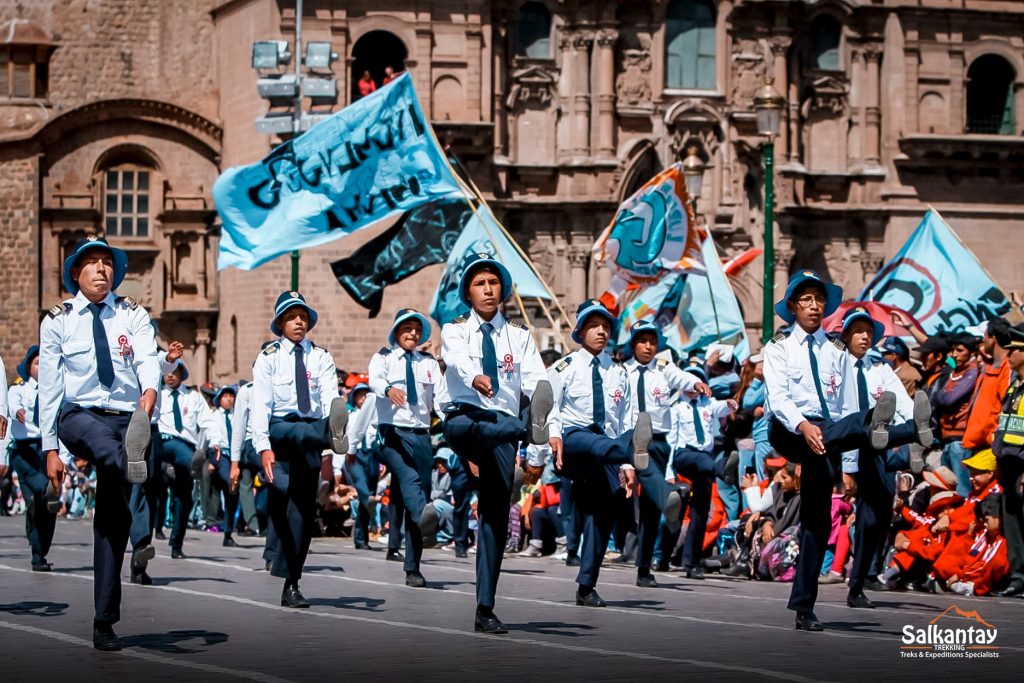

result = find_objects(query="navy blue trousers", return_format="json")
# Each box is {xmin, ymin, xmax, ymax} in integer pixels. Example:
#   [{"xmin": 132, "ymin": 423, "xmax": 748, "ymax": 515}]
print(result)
[
  {"xmin": 129, "ymin": 426, "xmax": 163, "ymax": 553},
  {"xmin": 377, "ymin": 425, "xmax": 433, "ymax": 573},
  {"xmin": 636, "ymin": 436, "xmax": 674, "ymax": 572},
  {"xmin": 210, "ymin": 447, "xmax": 239, "ymax": 536},
  {"xmin": 12, "ymin": 440, "xmax": 56, "ymax": 565},
  {"xmin": 450, "ymin": 464, "xmax": 473, "ymax": 552},
  {"xmin": 160, "ymin": 436, "xmax": 196, "ymax": 552},
  {"xmin": 443, "ymin": 405, "xmax": 522, "ymax": 609},
  {"xmin": 673, "ymin": 446, "xmax": 718, "ymax": 569},
  {"xmin": 57, "ymin": 404, "xmax": 133, "ymax": 626},
  {"xmin": 561, "ymin": 425, "xmax": 635, "ymax": 588},
  {"xmin": 560, "ymin": 475, "xmax": 582, "ymax": 558},
  {"xmin": 267, "ymin": 415, "xmax": 329, "ymax": 583},
  {"xmin": 343, "ymin": 447, "xmax": 381, "ymax": 547}
]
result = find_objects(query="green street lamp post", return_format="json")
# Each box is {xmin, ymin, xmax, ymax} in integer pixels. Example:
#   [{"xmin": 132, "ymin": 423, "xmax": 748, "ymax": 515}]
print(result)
[{"xmin": 753, "ymin": 78, "xmax": 786, "ymax": 345}]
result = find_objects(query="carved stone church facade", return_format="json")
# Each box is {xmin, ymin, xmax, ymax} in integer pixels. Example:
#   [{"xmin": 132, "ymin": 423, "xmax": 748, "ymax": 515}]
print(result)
[{"xmin": 1, "ymin": 0, "xmax": 1022, "ymax": 381}]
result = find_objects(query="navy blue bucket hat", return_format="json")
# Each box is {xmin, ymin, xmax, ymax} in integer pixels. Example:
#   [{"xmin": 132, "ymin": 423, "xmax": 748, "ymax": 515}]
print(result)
[
  {"xmin": 271, "ymin": 291, "xmax": 319, "ymax": 336},
  {"xmin": 774, "ymin": 270, "xmax": 842, "ymax": 325},
  {"xmin": 16, "ymin": 345, "xmax": 39, "ymax": 381},
  {"xmin": 459, "ymin": 252, "xmax": 513, "ymax": 307},
  {"xmin": 63, "ymin": 235, "xmax": 128, "ymax": 295},
  {"xmin": 572, "ymin": 299, "xmax": 617, "ymax": 344},
  {"xmin": 841, "ymin": 306, "xmax": 885, "ymax": 345},
  {"xmin": 389, "ymin": 308, "xmax": 432, "ymax": 346}
]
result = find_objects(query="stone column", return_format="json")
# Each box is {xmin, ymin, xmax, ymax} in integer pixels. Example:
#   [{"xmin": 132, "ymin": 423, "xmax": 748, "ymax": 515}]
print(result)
[
  {"xmin": 848, "ymin": 48, "xmax": 864, "ymax": 165},
  {"xmin": 572, "ymin": 34, "xmax": 593, "ymax": 158},
  {"xmin": 493, "ymin": 24, "xmax": 507, "ymax": 156},
  {"xmin": 557, "ymin": 35, "xmax": 575, "ymax": 162},
  {"xmin": 195, "ymin": 316, "xmax": 211, "ymax": 386},
  {"xmin": 864, "ymin": 48, "xmax": 882, "ymax": 165},
  {"xmin": 595, "ymin": 30, "xmax": 617, "ymax": 158},
  {"xmin": 771, "ymin": 39, "xmax": 790, "ymax": 163},
  {"xmin": 567, "ymin": 244, "xmax": 590, "ymax": 304}
]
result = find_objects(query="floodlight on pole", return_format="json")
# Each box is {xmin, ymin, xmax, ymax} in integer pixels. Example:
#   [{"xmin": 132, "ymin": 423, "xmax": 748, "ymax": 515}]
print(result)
[
  {"xmin": 305, "ymin": 42, "xmax": 338, "ymax": 69},
  {"xmin": 251, "ymin": 40, "xmax": 291, "ymax": 69}
]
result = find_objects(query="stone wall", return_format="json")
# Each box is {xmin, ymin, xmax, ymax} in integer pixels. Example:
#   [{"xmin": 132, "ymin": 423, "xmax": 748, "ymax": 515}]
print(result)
[{"xmin": 0, "ymin": 154, "xmax": 40, "ymax": 383}]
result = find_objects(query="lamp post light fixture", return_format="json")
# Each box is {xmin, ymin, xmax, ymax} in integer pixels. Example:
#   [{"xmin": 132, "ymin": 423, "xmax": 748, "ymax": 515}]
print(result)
[
  {"xmin": 681, "ymin": 145, "xmax": 706, "ymax": 213},
  {"xmin": 753, "ymin": 77, "xmax": 786, "ymax": 345}
]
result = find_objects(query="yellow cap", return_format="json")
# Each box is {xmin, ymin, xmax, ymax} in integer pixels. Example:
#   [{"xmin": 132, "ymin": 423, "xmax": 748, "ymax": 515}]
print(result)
[{"xmin": 962, "ymin": 449, "xmax": 997, "ymax": 472}]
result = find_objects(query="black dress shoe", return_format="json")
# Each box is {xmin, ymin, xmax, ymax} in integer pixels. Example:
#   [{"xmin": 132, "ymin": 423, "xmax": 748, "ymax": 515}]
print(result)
[
  {"xmin": 575, "ymin": 588, "xmax": 607, "ymax": 607},
  {"xmin": 238, "ymin": 529, "xmax": 257, "ymax": 538},
  {"xmin": 684, "ymin": 566, "xmax": 706, "ymax": 580},
  {"xmin": 93, "ymin": 625, "xmax": 123, "ymax": 651},
  {"xmin": 455, "ymin": 548, "xmax": 469, "ymax": 559},
  {"xmin": 847, "ymin": 592, "xmax": 876, "ymax": 609},
  {"xmin": 281, "ymin": 584, "xmax": 310, "ymax": 608},
  {"xmin": 863, "ymin": 578, "xmax": 888, "ymax": 592},
  {"xmin": 653, "ymin": 560, "xmax": 670, "ymax": 572},
  {"xmin": 406, "ymin": 572, "xmax": 427, "ymax": 588},
  {"xmin": 565, "ymin": 554, "xmax": 581, "ymax": 568},
  {"xmin": 262, "ymin": 561, "xmax": 272, "ymax": 571},
  {"xmin": 995, "ymin": 578, "xmax": 1024, "ymax": 598},
  {"xmin": 386, "ymin": 550, "xmax": 404, "ymax": 562},
  {"xmin": 155, "ymin": 531, "xmax": 167, "ymax": 541},
  {"xmin": 31, "ymin": 562, "xmax": 52, "ymax": 572},
  {"xmin": 223, "ymin": 536, "xmax": 240, "ymax": 548},
  {"xmin": 474, "ymin": 610, "xmax": 509, "ymax": 634},
  {"xmin": 636, "ymin": 574, "xmax": 658, "ymax": 588},
  {"xmin": 354, "ymin": 541, "xmax": 370, "ymax": 550},
  {"xmin": 795, "ymin": 611, "xmax": 824, "ymax": 631},
  {"xmin": 170, "ymin": 549, "xmax": 187, "ymax": 560},
  {"xmin": 130, "ymin": 568, "xmax": 153, "ymax": 586}
]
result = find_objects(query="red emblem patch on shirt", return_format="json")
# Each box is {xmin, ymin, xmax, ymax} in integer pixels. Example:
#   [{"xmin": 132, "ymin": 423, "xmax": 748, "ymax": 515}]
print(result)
[{"xmin": 613, "ymin": 389, "xmax": 623, "ymax": 405}]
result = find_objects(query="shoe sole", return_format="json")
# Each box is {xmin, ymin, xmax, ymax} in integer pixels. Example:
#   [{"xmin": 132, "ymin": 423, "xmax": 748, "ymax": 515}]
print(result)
[
  {"xmin": 529, "ymin": 380, "xmax": 554, "ymax": 445},
  {"xmin": 329, "ymin": 397, "xmax": 349, "ymax": 453},
  {"xmin": 315, "ymin": 480, "xmax": 331, "ymax": 508},
  {"xmin": 795, "ymin": 623, "xmax": 824, "ymax": 632},
  {"xmin": 190, "ymin": 449, "xmax": 206, "ymax": 481},
  {"xmin": 663, "ymin": 490, "xmax": 683, "ymax": 534},
  {"xmin": 124, "ymin": 409, "xmax": 150, "ymax": 484},
  {"xmin": 281, "ymin": 602, "xmax": 310, "ymax": 608},
  {"xmin": 44, "ymin": 482, "xmax": 62, "ymax": 514},
  {"xmin": 870, "ymin": 392, "xmax": 896, "ymax": 450},
  {"xmin": 132, "ymin": 545, "xmax": 156, "ymax": 569},
  {"xmin": 419, "ymin": 502, "xmax": 439, "ymax": 537},
  {"xmin": 723, "ymin": 451, "xmax": 740, "ymax": 486},
  {"xmin": 575, "ymin": 598, "xmax": 607, "ymax": 608},
  {"xmin": 474, "ymin": 624, "xmax": 509, "ymax": 634},
  {"xmin": 912, "ymin": 391, "xmax": 933, "ymax": 447},
  {"xmin": 632, "ymin": 412, "xmax": 652, "ymax": 470}
]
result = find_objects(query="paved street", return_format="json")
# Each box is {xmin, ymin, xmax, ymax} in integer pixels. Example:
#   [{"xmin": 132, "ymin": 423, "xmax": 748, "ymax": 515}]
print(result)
[{"xmin": 0, "ymin": 516, "xmax": 1019, "ymax": 682}]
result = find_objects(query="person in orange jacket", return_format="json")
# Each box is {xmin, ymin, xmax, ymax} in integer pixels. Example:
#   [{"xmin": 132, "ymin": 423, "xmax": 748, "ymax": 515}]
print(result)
[
  {"xmin": 942, "ymin": 450, "xmax": 1002, "ymax": 542},
  {"xmin": 931, "ymin": 494, "xmax": 1010, "ymax": 596},
  {"xmin": 962, "ymin": 319, "xmax": 1012, "ymax": 452},
  {"xmin": 884, "ymin": 473, "xmax": 963, "ymax": 588}
]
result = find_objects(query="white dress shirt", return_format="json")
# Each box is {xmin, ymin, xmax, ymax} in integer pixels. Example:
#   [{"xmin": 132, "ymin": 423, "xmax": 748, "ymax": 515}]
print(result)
[
  {"xmin": 762, "ymin": 325, "xmax": 857, "ymax": 435},
  {"xmin": 230, "ymin": 383, "xmax": 255, "ymax": 462},
  {"xmin": 39, "ymin": 290, "xmax": 160, "ymax": 452},
  {"xmin": 346, "ymin": 402, "xmax": 379, "ymax": 456},
  {"xmin": 622, "ymin": 358, "xmax": 701, "ymax": 433},
  {"xmin": 547, "ymin": 348, "xmax": 629, "ymax": 438},
  {"xmin": 669, "ymin": 395, "xmax": 735, "ymax": 452},
  {"xmin": 368, "ymin": 346, "xmax": 448, "ymax": 428},
  {"xmin": 207, "ymin": 407, "xmax": 234, "ymax": 450},
  {"xmin": 150, "ymin": 350, "xmax": 179, "ymax": 426},
  {"xmin": 441, "ymin": 310, "xmax": 549, "ymax": 418},
  {"xmin": 841, "ymin": 355, "xmax": 916, "ymax": 473},
  {"xmin": 158, "ymin": 385, "xmax": 213, "ymax": 448},
  {"xmin": 251, "ymin": 337, "xmax": 340, "ymax": 454},
  {"xmin": 8, "ymin": 378, "xmax": 40, "ymax": 440}
]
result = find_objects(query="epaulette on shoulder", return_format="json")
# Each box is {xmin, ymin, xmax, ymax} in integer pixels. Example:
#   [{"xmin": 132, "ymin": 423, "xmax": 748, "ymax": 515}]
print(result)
[
  {"xmin": 656, "ymin": 358, "xmax": 670, "ymax": 368},
  {"xmin": 451, "ymin": 316, "xmax": 468, "ymax": 324},
  {"xmin": 312, "ymin": 341, "xmax": 328, "ymax": 352},
  {"xmin": 262, "ymin": 341, "xmax": 280, "ymax": 356},
  {"xmin": 769, "ymin": 330, "xmax": 790, "ymax": 344},
  {"xmin": 418, "ymin": 349, "xmax": 435, "ymax": 359},
  {"xmin": 116, "ymin": 295, "xmax": 139, "ymax": 310},
  {"xmin": 12, "ymin": 376, "xmax": 24, "ymax": 385},
  {"xmin": 831, "ymin": 338, "xmax": 846, "ymax": 351},
  {"xmin": 47, "ymin": 302, "xmax": 70, "ymax": 318},
  {"xmin": 378, "ymin": 346, "xmax": 392, "ymax": 356},
  {"xmin": 508, "ymin": 319, "xmax": 527, "ymax": 330},
  {"xmin": 555, "ymin": 356, "xmax": 573, "ymax": 373}
]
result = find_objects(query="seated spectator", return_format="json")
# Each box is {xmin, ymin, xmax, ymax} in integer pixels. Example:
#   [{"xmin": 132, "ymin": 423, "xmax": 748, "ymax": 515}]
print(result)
[
  {"xmin": 933, "ymin": 333, "xmax": 981, "ymax": 495},
  {"xmin": 722, "ymin": 459, "xmax": 800, "ymax": 578},
  {"xmin": 819, "ymin": 483, "xmax": 854, "ymax": 584},
  {"xmin": 931, "ymin": 495, "xmax": 1010, "ymax": 596}
]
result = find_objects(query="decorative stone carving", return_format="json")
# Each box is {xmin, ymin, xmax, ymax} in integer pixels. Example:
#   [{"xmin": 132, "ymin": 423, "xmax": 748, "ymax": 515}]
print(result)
[
  {"xmin": 567, "ymin": 245, "xmax": 590, "ymax": 268},
  {"xmin": 803, "ymin": 75, "xmax": 849, "ymax": 117},
  {"xmin": 507, "ymin": 65, "xmax": 558, "ymax": 108},
  {"xmin": 616, "ymin": 31, "xmax": 652, "ymax": 114},
  {"xmin": 730, "ymin": 38, "xmax": 768, "ymax": 105}
]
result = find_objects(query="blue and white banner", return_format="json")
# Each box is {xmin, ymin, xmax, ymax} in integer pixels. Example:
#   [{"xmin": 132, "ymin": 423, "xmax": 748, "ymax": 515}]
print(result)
[
  {"xmin": 860, "ymin": 211, "xmax": 1016, "ymax": 334},
  {"xmin": 214, "ymin": 73, "xmax": 462, "ymax": 270},
  {"xmin": 430, "ymin": 201, "xmax": 551, "ymax": 325}
]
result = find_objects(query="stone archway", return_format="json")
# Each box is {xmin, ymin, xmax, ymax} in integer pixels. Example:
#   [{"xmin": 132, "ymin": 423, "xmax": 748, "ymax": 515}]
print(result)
[{"xmin": 351, "ymin": 30, "xmax": 408, "ymax": 101}]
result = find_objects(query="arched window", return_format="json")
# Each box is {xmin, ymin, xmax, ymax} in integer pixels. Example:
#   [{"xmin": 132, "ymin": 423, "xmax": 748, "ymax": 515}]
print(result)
[
  {"xmin": 350, "ymin": 30, "xmax": 408, "ymax": 102},
  {"xmin": 515, "ymin": 2, "xmax": 552, "ymax": 59},
  {"xmin": 665, "ymin": 0, "xmax": 716, "ymax": 91},
  {"xmin": 967, "ymin": 55, "xmax": 1016, "ymax": 135},
  {"xmin": 104, "ymin": 165, "xmax": 151, "ymax": 238},
  {"xmin": 810, "ymin": 15, "xmax": 841, "ymax": 71}
]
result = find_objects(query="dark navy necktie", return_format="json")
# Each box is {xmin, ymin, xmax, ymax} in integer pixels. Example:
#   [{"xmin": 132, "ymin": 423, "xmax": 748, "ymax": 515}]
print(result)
[
  {"xmin": 171, "ymin": 389, "xmax": 184, "ymax": 432},
  {"xmin": 87, "ymin": 302, "xmax": 115, "ymax": 388},
  {"xmin": 295, "ymin": 344, "xmax": 311, "ymax": 414},
  {"xmin": 481, "ymin": 322, "xmax": 499, "ymax": 392},
  {"xmin": 691, "ymin": 400, "xmax": 705, "ymax": 445},
  {"xmin": 405, "ymin": 352, "xmax": 418, "ymax": 406},
  {"xmin": 225, "ymin": 411, "xmax": 233, "ymax": 444},
  {"xmin": 806, "ymin": 335, "xmax": 831, "ymax": 420},
  {"xmin": 591, "ymin": 357, "xmax": 606, "ymax": 427},
  {"xmin": 32, "ymin": 392, "xmax": 39, "ymax": 425},
  {"xmin": 856, "ymin": 359, "xmax": 869, "ymax": 411},
  {"xmin": 637, "ymin": 366, "xmax": 648, "ymax": 413}
]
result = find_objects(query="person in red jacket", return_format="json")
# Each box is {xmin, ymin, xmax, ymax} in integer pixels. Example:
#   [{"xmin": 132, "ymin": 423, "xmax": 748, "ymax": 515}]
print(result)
[
  {"xmin": 885, "ymin": 487, "xmax": 962, "ymax": 588},
  {"xmin": 941, "ymin": 449, "xmax": 1002, "ymax": 544},
  {"xmin": 931, "ymin": 495, "xmax": 1010, "ymax": 596},
  {"xmin": 962, "ymin": 319, "xmax": 1012, "ymax": 452}
]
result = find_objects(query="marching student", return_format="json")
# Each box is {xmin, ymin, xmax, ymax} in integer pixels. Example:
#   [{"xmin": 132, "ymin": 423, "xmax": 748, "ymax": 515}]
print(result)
[
  {"xmin": 622, "ymin": 320, "xmax": 710, "ymax": 587},
  {"xmin": 39, "ymin": 235, "xmax": 159, "ymax": 650},
  {"xmin": 368, "ymin": 308, "xmax": 448, "ymax": 587},
  {"xmin": 762, "ymin": 270, "xmax": 909, "ymax": 632},
  {"xmin": 343, "ymin": 382, "xmax": 380, "ymax": 550},
  {"xmin": 209, "ymin": 384, "xmax": 241, "ymax": 547},
  {"xmin": 668, "ymin": 364, "xmax": 738, "ymax": 580},
  {"xmin": 252, "ymin": 291, "xmax": 348, "ymax": 608},
  {"xmin": 839, "ymin": 306, "xmax": 932, "ymax": 609},
  {"xmin": 547, "ymin": 299, "xmax": 653, "ymax": 607},
  {"xmin": 8, "ymin": 345, "xmax": 61, "ymax": 571},
  {"xmin": 441, "ymin": 252, "xmax": 555, "ymax": 635},
  {"xmin": 158, "ymin": 357, "xmax": 214, "ymax": 559}
]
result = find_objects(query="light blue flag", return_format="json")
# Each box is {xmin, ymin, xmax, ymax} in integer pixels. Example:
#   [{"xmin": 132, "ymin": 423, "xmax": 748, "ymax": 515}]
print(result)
[
  {"xmin": 214, "ymin": 73, "xmax": 462, "ymax": 270},
  {"xmin": 430, "ymin": 201, "xmax": 551, "ymax": 324},
  {"xmin": 859, "ymin": 211, "xmax": 1015, "ymax": 334}
]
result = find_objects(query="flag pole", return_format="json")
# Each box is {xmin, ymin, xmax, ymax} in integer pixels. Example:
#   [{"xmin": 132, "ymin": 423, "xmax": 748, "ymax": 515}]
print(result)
[
  {"xmin": 511, "ymin": 285, "xmax": 536, "ymax": 336},
  {"xmin": 535, "ymin": 296, "xmax": 569, "ymax": 350}
]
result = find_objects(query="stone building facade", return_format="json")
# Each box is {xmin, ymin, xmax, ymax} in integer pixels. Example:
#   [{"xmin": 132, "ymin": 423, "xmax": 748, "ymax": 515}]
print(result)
[{"xmin": 1, "ymin": 0, "xmax": 1023, "ymax": 383}]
